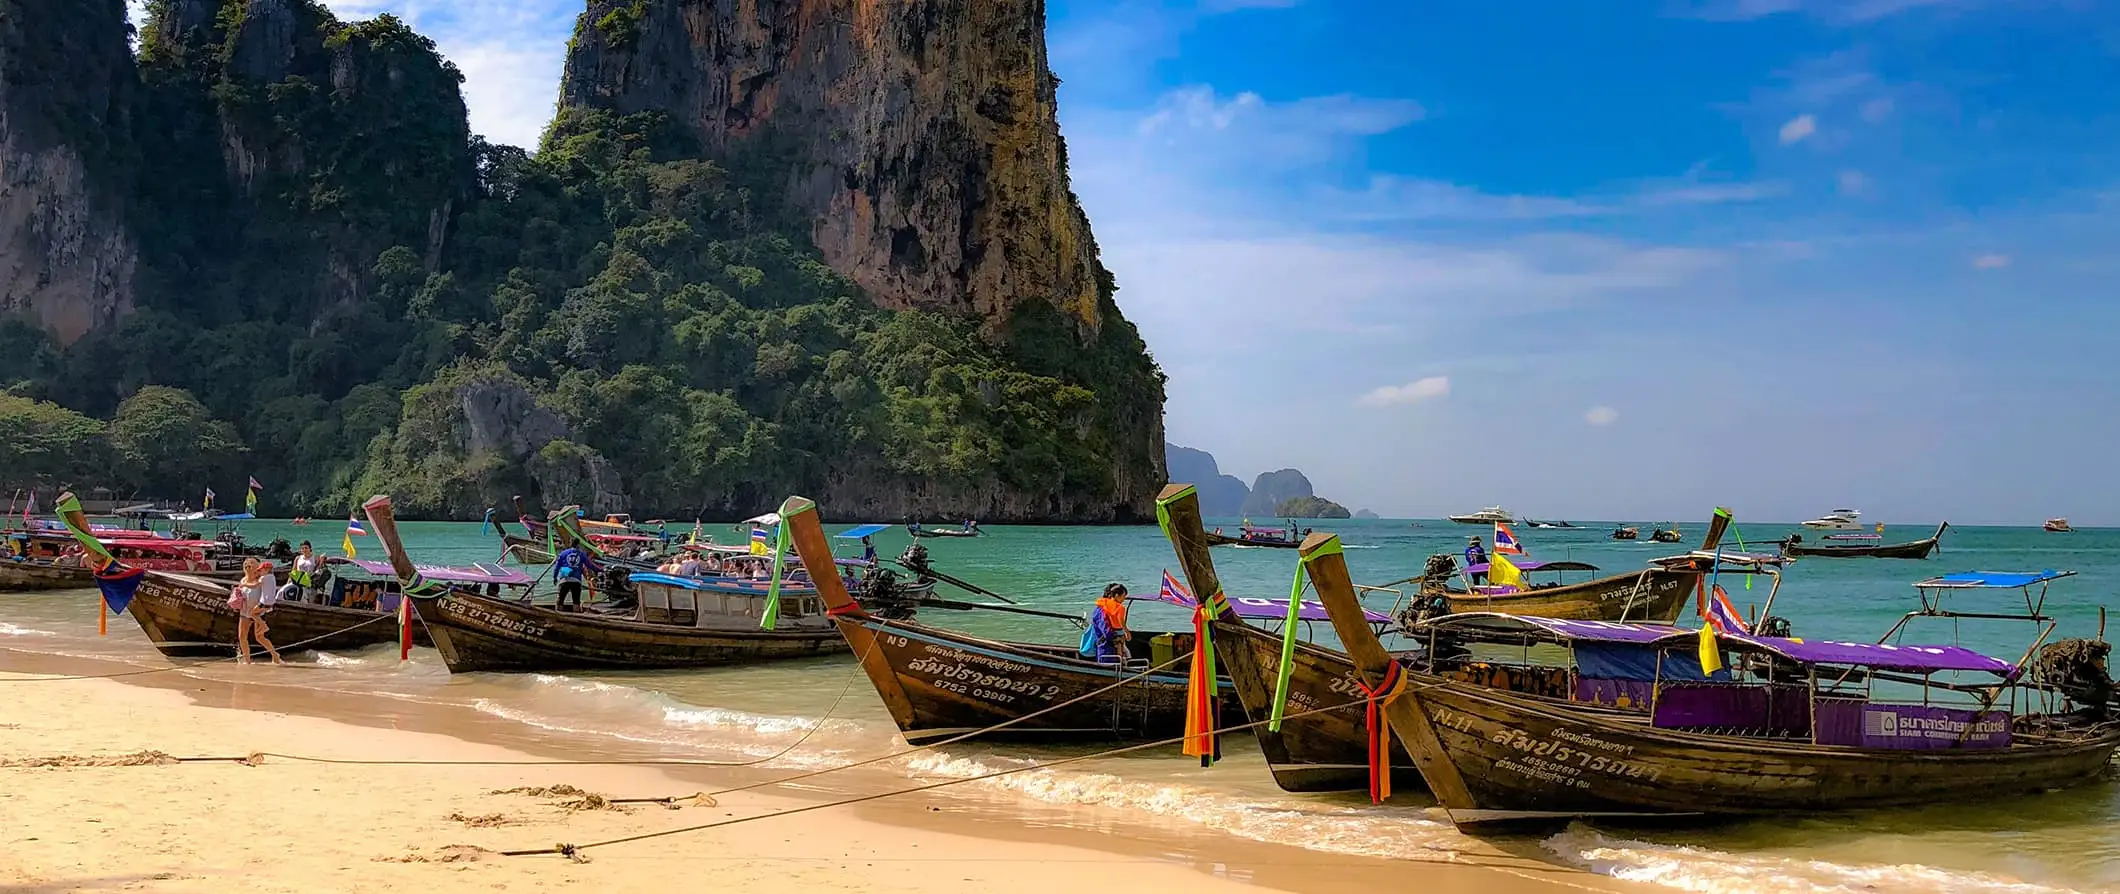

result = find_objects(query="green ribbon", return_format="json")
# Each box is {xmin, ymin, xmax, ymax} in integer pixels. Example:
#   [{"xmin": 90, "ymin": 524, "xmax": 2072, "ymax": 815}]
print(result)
[
  {"xmin": 1714, "ymin": 506, "xmax": 1753, "ymax": 590},
  {"xmin": 53, "ymin": 494, "xmax": 115, "ymax": 567},
  {"xmin": 1268, "ymin": 536, "xmax": 1344, "ymax": 731},
  {"xmin": 761, "ymin": 519, "xmax": 792, "ymax": 630}
]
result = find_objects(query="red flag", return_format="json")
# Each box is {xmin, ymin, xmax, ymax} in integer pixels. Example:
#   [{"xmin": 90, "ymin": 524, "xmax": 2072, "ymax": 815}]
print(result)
[{"xmin": 398, "ymin": 595, "xmax": 414, "ymax": 660}]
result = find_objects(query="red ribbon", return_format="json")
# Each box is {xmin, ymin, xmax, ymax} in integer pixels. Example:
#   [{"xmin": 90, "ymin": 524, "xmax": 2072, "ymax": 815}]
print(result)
[
  {"xmin": 1182, "ymin": 603, "xmax": 1220, "ymax": 766},
  {"xmin": 826, "ymin": 602, "xmax": 864, "ymax": 618},
  {"xmin": 1357, "ymin": 662, "xmax": 1405, "ymax": 804}
]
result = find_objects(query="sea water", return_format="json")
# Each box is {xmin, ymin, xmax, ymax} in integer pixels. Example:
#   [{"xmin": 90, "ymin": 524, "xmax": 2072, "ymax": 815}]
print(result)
[{"xmin": 3, "ymin": 517, "xmax": 2115, "ymax": 893}]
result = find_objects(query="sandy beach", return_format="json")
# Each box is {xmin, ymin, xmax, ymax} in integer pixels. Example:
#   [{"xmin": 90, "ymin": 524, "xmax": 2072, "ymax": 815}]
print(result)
[{"xmin": 0, "ymin": 655, "xmax": 1638, "ymax": 894}]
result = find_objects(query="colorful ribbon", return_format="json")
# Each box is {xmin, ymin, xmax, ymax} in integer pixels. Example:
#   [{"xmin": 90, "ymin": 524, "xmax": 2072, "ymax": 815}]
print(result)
[
  {"xmin": 761, "ymin": 517, "xmax": 792, "ymax": 630},
  {"xmin": 1357, "ymin": 661, "xmax": 1407, "ymax": 804},
  {"xmin": 1269, "ymin": 537, "xmax": 1343, "ymax": 732},
  {"xmin": 1154, "ymin": 485, "xmax": 1221, "ymax": 766}
]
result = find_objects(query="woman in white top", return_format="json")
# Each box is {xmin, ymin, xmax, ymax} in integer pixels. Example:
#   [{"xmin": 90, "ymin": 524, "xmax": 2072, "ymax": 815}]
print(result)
[{"xmin": 235, "ymin": 558, "xmax": 285, "ymax": 665}]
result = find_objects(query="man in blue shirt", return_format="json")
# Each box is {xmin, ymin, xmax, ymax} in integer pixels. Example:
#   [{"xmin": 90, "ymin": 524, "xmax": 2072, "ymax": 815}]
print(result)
[
  {"xmin": 1464, "ymin": 536, "xmax": 1488, "ymax": 586},
  {"xmin": 553, "ymin": 545, "xmax": 594, "ymax": 612}
]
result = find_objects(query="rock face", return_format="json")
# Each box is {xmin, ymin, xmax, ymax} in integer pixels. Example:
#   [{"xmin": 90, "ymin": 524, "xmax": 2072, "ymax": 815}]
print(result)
[
  {"xmin": 368, "ymin": 367, "xmax": 630, "ymax": 517},
  {"xmin": 0, "ymin": 0, "xmax": 139, "ymax": 343},
  {"xmin": 1277, "ymin": 496, "xmax": 1350, "ymax": 519},
  {"xmin": 1354, "ymin": 508, "xmax": 1380, "ymax": 520},
  {"xmin": 1242, "ymin": 468, "xmax": 1315, "ymax": 518},
  {"xmin": 558, "ymin": 0, "xmax": 1108, "ymax": 335},
  {"xmin": 1164, "ymin": 443, "xmax": 1250, "ymax": 517}
]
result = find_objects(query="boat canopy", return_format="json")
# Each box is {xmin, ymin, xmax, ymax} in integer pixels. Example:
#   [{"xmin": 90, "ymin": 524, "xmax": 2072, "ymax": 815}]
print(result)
[
  {"xmin": 1652, "ymin": 549, "xmax": 1787, "ymax": 569},
  {"xmin": 1224, "ymin": 596, "xmax": 1390, "ymax": 624},
  {"xmin": 836, "ymin": 524, "xmax": 892, "ymax": 539},
  {"xmin": 1913, "ymin": 570, "xmax": 2075, "ymax": 589},
  {"xmin": 741, "ymin": 512, "xmax": 781, "ymax": 527},
  {"xmin": 215, "ymin": 513, "xmax": 255, "ymax": 521},
  {"xmin": 341, "ymin": 558, "xmax": 533, "ymax": 586},
  {"xmin": 1684, "ymin": 633, "xmax": 2016, "ymax": 676},
  {"xmin": 1462, "ymin": 559, "xmax": 1598, "ymax": 574},
  {"xmin": 1415, "ymin": 612, "xmax": 1685, "ymax": 643}
]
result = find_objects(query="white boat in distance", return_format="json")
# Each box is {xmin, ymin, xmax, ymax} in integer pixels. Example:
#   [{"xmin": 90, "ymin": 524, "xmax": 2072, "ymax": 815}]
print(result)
[
  {"xmin": 1447, "ymin": 506, "xmax": 1516, "ymax": 525},
  {"xmin": 1801, "ymin": 508, "xmax": 1862, "ymax": 530}
]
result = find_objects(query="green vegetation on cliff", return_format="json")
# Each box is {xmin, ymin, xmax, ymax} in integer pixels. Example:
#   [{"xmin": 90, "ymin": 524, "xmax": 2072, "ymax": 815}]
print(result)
[
  {"xmin": 1277, "ymin": 496, "xmax": 1352, "ymax": 519},
  {"xmin": 0, "ymin": 1, "xmax": 1163, "ymax": 520}
]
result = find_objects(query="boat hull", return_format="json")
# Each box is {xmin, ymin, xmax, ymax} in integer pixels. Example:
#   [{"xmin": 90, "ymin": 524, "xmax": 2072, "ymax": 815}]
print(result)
[
  {"xmin": 0, "ymin": 561, "xmax": 95, "ymax": 591},
  {"xmin": 1782, "ymin": 538, "xmax": 1939, "ymax": 559},
  {"xmin": 1213, "ymin": 618, "xmax": 1424, "ymax": 793},
  {"xmin": 408, "ymin": 590, "xmax": 846, "ymax": 673},
  {"xmin": 832, "ymin": 616, "xmax": 1225, "ymax": 744},
  {"xmin": 126, "ymin": 572, "xmax": 421, "ymax": 658},
  {"xmin": 1390, "ymin": 677, "xmax": 2120, "ymax": 824},
  {"xmin": 1444, "ymin": 567, "xmax": 1699, "ymax": 622}
]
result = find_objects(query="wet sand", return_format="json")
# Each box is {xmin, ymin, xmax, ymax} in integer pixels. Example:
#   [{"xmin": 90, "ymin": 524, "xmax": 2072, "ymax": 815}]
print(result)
[{"xmin": 0, "ymin": 652, "xmax": 1640, "ymax": 894}]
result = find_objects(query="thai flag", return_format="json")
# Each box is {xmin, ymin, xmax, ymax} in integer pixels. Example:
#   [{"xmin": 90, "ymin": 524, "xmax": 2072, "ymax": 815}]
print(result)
[
  {"xmin": 347, "ymin": 514, "xmax": 368, "ymax": 536},
  {"xmin": 1158, "ymin": 570, "xmax": 1196, "ymax": 608},
  {"xmin": 1493, "ymin": 522, "xmax": 1527, "ymax": 556},
  {"xmin": 750, "ymin": 525, "xmax": 771, "ymax": 555},
  {"xmin": 22, "ymin": 490, "xmax": 34, "ymax": 523},
  {"xmin": 1704, "ymin": 583, "xmax": 1751, "ymax": 635}
]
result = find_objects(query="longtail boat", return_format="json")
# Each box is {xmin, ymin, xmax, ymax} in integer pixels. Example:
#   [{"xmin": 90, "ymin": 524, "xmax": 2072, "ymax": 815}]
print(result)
[
  {"xmin": 368, "ymin": 496, "xmax": 848, "ymax": 673},
  {"xmin": 126, "ymin": 569, "xmax": 428, "ymax": 658},
  {"xmin": 1203, "ymin": 522, "xmax": 1304, "ymax": 549},
  {"xmin": 1443, "ymin": 558, "xmax": 1700, "ymax": 622},
  {"xmin": 1158, "ymin": 487, "xmax": 1770, "ymax": 796},
  {"xmin": 1781, "ymin": 523, "xmax": 1948, "ymax": 559},
  {"xmin": 784, "ymin": 495, "xmax": 1234, "ymax": 745},
  {"xmin": 1306, "ymin": 533, "xmax": 2120, "ymax": 829}
]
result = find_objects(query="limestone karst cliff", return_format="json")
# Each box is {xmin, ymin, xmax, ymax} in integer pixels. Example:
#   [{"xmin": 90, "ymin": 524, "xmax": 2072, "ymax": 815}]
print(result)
[
  {"xmin": 0, "ymin": 0, "xmax": 140, "ymax": 342},
  {"xmin": 0, "ymin": 0, "xmax": 1165, "ymax": 522}
]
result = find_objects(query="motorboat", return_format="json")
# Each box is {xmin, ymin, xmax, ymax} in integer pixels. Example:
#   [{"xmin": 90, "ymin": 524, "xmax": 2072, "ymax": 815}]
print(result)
[
  {"xmin": 2045, "ymin": 518, "xmax": 2073, "ymax": 533},
  {"xmin": 1447, "ymin": 506, "xmax": 1515, "ymax": 525},
  {"xmin": 1800, "ymin": 508, "xmax": 1862, "ymax": 530}
]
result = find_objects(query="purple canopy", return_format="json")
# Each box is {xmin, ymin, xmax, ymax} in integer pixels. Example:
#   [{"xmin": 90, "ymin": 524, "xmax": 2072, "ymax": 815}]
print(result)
[
  {"xmin": 1419, "ymin": 612, "xmax": 1686, "ymax": 643},
  {"xmin": 1463, "ymin": 559, "xmax": 1599, "ymax": 574},
  {"xmin": 345, "ymin": 559, "xmax": 534, "ymax": 586},
  {"xmin": 1706, "ymin": 634, "xmax": 2015, "ymax": 675},
  {"xmin": 1226, "ymin": 596, "xmax": 1391, "ymax": 624}
]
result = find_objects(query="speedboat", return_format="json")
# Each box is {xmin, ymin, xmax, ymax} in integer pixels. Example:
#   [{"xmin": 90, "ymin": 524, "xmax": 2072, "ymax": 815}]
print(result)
[
  {"xmin": 2045, "ymin": 518, "xmax": 2073, "ymax": 533},
  {"xmin": 1801, "ymin": 508, "xmax": 1862, "ymax": 530},
  {"xmin": 1447, "ymin": 506, "xmax": 1515, "ymax": 525}
]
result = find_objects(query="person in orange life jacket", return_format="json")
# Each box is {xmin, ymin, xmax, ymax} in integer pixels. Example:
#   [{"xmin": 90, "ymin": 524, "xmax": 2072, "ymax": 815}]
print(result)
[
  {"xmin": 1079, "ymin": 583, "xmax": 1131, "ymax": 663},
  {"xmin": 1465, "ymin": 536, "xmax": 1488, "ymax": 586}
]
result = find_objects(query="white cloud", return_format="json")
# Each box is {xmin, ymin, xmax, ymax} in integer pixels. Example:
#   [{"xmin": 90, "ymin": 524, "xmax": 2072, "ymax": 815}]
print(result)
[
  {"xmin": 1779, "ymin": 114, "xmax": 1818, "ymax": 145},
  {"xmin": 1329, "ymin": 174, "xmax": 1783, "ymax": 222},
  {"xmin": 1972, "ymin": 253, "xmax": 2013, "ymax": 270},
  {"xmin": 1837, "ymin": 169, "xmax": 1870, "ymax": 195},
  {"xmin": 1359, "ymin": 377, "xmax": 1451, "ymax": 408},
  {"xmin": 1677, "ymin": 0, "xmax": 1968, "ymax": 22},
  {"xmin": 1860, "ymin": 97, "xmax": 1895, "ymax": 123},
  {"xmin": 1138, "ymin": 86, "xmax": 1423, "ymax": 141},
  {"xmin": 1585, "ymin": 406, "xmax": 1621, "ymax": 427}
]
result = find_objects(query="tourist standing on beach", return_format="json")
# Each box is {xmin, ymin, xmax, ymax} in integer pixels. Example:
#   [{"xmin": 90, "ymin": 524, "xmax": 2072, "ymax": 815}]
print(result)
[{"xmin": 234, "ymin": 558, "xmax": 284, "ymax": 665}]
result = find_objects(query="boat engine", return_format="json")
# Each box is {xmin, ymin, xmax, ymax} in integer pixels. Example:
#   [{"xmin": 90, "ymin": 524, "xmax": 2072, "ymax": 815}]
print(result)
[
  {"xmin": 1395, "ymin": 553, "xmax": 1460, "ymax": 632},
  {"xmin": 858, "ymin": 568, "xmax": 922, "ymax": 620},
  {"xmin": 2030, "ymin": 639, "xmax": 2114, "ymax": 719}
]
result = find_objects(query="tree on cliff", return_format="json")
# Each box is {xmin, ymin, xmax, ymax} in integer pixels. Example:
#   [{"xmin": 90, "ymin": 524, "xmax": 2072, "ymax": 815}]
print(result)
[
  {"xmin": 0, "ymin": 395, "xmax": 111, "ymax": 489},
  {"xmin": 107, "ymin": 386, "xmax": 244, "ymax": 495}
]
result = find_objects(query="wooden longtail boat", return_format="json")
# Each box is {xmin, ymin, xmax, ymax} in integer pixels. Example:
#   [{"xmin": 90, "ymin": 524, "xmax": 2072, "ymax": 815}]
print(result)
[
  {"xmin": 0, "ymin": 560, "xmax": 98, "ymax": 591},
  {"xmin": 126, "ymin": 570, "xmax": 426, "ymax": 658},
  {"xmin": 786, "ymin": 495, "xmax": 1233, "ymax": 745},
  {"xmin": 1781, "ymin": 523, "xmax": 1948, "ymax": 559},
  {"xmin": 1304, "ymin": 534, "xmax": 2120, "ymax": 830},
  {"xmin": 1444, "ymin": 560, "xmax": 1700, "ymax": 622},
  {"xmin": 368, "ymin": 495, "xmax": 847, "ymax": 673},
  {"xmin": 1203, "ymin": 526, "xmax": 1301, "ymax": 549},
  {"xmin": 1611, "ymin": 526, "xmax": 1639, "ymax": 541}
]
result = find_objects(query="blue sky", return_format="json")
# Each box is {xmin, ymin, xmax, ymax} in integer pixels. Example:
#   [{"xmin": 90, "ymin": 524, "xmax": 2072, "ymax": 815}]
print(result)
[{"xmin": 152, "ymin": 0, "xmax": 2120, "ymax": 524}]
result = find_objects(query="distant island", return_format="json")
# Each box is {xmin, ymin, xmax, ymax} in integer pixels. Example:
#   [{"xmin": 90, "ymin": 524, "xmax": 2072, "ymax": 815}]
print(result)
[
  {"xmin": 1162, "ymin": 444, "xmax": 1352, "ymax": 519},
  {"xmin": 1278, "ymin": 496, "xmax": 1351, "ymax": 518},
  {"xmin": 1354, "ymin": 509, "xmax": 1380, "ymax": 520}
]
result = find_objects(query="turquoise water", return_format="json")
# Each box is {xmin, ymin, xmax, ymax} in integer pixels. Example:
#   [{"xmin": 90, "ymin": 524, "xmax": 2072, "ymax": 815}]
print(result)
[{"xmin": 3, "ymin": 515, "xmax": 2116, "ymax": 893}]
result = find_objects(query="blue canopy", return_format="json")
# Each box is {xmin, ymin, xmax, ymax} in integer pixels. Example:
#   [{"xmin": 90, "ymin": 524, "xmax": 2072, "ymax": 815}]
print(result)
[
  {"xmin": 215, "ymin": 513, "xmax": 256, "ymax": 521},
  {"xmin": 1914, "ymin": 570, "xmax": 2075, "ymax": 589},
  {"xmin": 836, "ymin": 524, "xmax": 891, "ymax": 539}
]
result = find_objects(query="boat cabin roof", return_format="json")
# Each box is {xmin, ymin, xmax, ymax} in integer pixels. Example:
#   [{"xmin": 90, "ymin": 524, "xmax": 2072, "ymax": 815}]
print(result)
[
  {"xmin": 836, "ymin": 524, "xmax": 892, "ymax": 539},
  {"xmin": 1418, "ymin": 612, "xmax": 2014, "ymax": 675},
  {"xmin": 1226, "ymin": 596, "xmax": 1391, "ymax": 624},
  {"xmin": 1651, "ymin": 550, "xmax": 1788, "ymax": 569},
  {"xmin": 1914, "ymin": 570, "xmax": 2074, "ymax": 589},
  {"xmin": 337, "ymin": 558, "xmax": 533, "ymax": 586},
  {"xmin": 1462, "ymin": 559, "xmax": 1598, "ymax": 574}
]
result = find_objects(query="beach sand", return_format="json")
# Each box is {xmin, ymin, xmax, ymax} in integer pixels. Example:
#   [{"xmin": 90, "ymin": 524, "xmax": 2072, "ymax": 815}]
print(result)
[{"xmin": 0, "ymin": 660, "xmax": 1641, "ymax": 894}]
